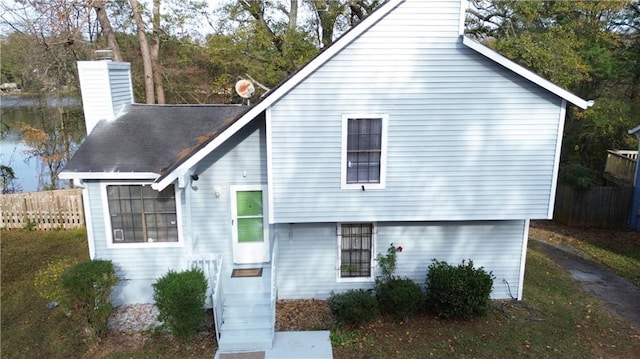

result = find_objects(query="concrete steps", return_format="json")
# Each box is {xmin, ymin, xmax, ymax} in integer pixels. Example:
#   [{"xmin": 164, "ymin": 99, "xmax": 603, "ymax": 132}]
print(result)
[{"xmin": 217, "ymin": 282, "xmax": 274, "ymax": 352}]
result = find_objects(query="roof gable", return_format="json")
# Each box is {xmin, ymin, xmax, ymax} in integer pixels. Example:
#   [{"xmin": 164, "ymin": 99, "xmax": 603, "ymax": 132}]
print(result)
[
  {"xmin": 152, "ymin": 0, "xmax": 590, "ymax": 191},
  {"xmin": 462, "ymin": 37, "xmax": 592, "ymax": 109}
]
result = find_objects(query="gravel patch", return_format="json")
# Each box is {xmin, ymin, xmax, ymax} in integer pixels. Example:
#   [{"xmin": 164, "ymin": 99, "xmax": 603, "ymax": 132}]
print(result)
[{"xmin": 108, "ymin": 304, "xmax": 162, "ymax": 333}]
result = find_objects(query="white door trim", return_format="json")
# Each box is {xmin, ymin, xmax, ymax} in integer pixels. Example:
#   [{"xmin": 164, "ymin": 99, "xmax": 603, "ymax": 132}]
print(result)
[{"xmin": 230, "ymin": 185, "xmax": 270, "ymax": 264}]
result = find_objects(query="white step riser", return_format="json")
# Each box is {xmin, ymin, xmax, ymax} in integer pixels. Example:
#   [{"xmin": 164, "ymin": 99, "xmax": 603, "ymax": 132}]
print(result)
[
  {"xmin": 218, "ymin": 328, "xmax": 273, "ymax": 352},
  {"xmin": 224, "ymin": 293, "xmax": 270, "ymax": 304},
  {"xmin": 221, "ymin": 321, "xmax": 272, "ymax": 331},
  {"xmin": 224, "ymin": 304, "xmax": 271, "ymax": 317},
  {"xmin": 218, "ymin": 340, "xmax": 272, "ymax": 352}
]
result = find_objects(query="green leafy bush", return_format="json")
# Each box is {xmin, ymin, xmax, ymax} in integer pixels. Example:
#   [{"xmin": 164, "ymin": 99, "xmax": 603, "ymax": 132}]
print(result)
[
  {"xmin": 60, "ymin": 259, "xmax": 119, "ymax": 339},
  {"xmin": 425, "ymin": 259, "xmax": 495, "ymax": 319},
  {"xmin": 376, "ymin": 277, "xmax": 424, "ymax": 319},
  {"xmin": 153, "ymin": 268, "xmax": 207, "ymax": 340},
  {"xmin": 377, "ymin": 242, "xmax": 402, "ymax": 282},
  {"xmin": 327, "ymin": 289, "xmax": 378, "ymax": 326},
  {"xmin": 374, "ymin": 243, "xmax": 423, "ymax": 319},
  {"xmin": 559, "ymin": 163, "xmax": 600, "ymax": 190}
]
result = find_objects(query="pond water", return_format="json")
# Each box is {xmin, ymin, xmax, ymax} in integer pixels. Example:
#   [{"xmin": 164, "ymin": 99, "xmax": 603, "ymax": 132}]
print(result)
[{"xmin": 0, "ymin": 95, "xmax": 83, "ymax": 192}]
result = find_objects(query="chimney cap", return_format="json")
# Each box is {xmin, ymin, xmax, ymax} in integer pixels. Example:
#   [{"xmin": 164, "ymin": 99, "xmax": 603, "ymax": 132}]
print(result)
[{"xmin": 93, "ymin": 49, "xmax": 113, "ymax": 61}]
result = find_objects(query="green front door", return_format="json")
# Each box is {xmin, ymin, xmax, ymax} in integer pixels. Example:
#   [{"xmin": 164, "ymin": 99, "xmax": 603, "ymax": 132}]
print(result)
[
  {"xmin": 231, "ymin": 186, "xmax": 269, "ymax": 264},
  {"xmin": 236, "ymin": 190, "xmax": 264, "ymax": 243}
]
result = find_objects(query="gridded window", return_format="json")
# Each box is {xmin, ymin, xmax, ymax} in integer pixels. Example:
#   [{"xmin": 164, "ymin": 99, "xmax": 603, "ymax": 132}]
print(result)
[
  {"xmin": 340, "ymin": 223, "xmax": 373, "ymax": 278},
  {"xmin": 107, "ymin": 184, "xmax": 178, "ymax": 243},
  {"xmin": 346, "ymin": 118, "xmax": 382, "ymax": 184}
]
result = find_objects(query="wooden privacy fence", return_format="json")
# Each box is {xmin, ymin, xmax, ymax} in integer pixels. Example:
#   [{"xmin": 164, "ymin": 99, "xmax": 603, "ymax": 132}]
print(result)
[
  {"xmin": 554, "ymin": 184, "xmax": 633, "ymax": 228},
  {"xmin": 0, "ymin": 189, "xmax": 85, "ymax": 230}
]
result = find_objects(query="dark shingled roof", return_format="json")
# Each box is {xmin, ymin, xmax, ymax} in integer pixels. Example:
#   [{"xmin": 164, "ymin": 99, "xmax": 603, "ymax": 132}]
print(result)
[{"xmin": 64, "ymin": 104, "xmax": 250, "ymax": 175}]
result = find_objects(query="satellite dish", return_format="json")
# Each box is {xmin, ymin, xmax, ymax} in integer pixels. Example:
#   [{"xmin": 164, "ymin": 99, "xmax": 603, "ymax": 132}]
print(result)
[{"xmin": 235, "ymin": 79, "xmax": 255, "ymax": 99}]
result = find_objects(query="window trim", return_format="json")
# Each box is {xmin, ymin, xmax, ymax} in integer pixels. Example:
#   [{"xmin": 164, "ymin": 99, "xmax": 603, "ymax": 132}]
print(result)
[
  {"xmin": 340, "ymin": 114, "xmax": 388, "ymax": 189},
  {"xmin": 101, "ymin": 181, "xmax": 183, "ymax": 249},
  {"xmin": 336, "ymin": 222, "xmax": 376, "ymax": 283}
]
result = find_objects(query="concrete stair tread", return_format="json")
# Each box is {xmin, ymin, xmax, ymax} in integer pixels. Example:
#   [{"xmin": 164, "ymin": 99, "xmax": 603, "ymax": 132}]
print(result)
[{"xmin": 221, "ymin": 319, "xmax": 272, "ymax": 331}]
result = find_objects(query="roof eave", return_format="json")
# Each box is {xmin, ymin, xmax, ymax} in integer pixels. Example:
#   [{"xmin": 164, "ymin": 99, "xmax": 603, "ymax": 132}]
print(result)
[
  {"xmin": 462, "ymin": 36, "xmax": 593, "ymax": 110},
  {"xmin": 629, "ymin": 125, "xmax": 640, "ymax": 136},
  {"xmin": 59, "ymin": 171, "xmax": 159, "ymax": 180}
]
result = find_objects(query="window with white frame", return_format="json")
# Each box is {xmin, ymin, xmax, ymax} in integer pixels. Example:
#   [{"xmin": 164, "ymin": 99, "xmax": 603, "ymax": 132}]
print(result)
[
  {"xmin": 341, "ymin": 114, "xmax": 388, "ymax": 189},
  {"xmin": 338, "ymin": 223, "xmax": 375, "ymax": 281},
  {"xmin": 106, "ymin": 184, "xmax": 178, "ymax": 244}
]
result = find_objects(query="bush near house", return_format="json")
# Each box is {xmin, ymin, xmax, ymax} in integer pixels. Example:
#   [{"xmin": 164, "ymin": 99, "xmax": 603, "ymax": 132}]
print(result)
[
  {"xmin": 153, "ymin": 268, "xmax": 208, "ymax": 340},
  {"xmin": 425, "ymin": 259, "xmax": 494, "ymax": 319},
  {"xmin": 375, "ymin": 277, "xmax": 424, "ymax": 319},
  {"xmin": 61, "ymin": 259, "xmax": 119, "ymax": 340},
  {"xmin": 327, "ymin": 289, "xmax": 379, "ymax": 326},
  {"xmin": 375, "ymin": 243, "xmax": 424, "ymax": 319}
]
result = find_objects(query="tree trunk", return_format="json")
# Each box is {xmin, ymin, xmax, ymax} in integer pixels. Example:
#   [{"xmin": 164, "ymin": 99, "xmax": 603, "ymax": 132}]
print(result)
[
  {"xmin": 289, "ymin": 0, "xmax": 298, "ymax": 31},
  {"xmin": 129, "ymin": 0, "xmax": 155, "ymax": 104},
  {"xmin": 151, "ymin": 0, "xmax": 165, "ymax": 104},
  {"xmin": 91, "ymin": 0, "xmax": 122, "ymax": 61}
]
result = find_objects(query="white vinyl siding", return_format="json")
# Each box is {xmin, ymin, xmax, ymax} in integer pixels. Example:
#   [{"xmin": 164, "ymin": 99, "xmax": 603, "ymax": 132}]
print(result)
[
  {"xmin": 276, "ymin": 220, "xmax": 527, "ymax": 300},
  {"xmin": 77, "ymin": 61, "xmax": 133, "ymax": 135},
  {"xmin": 84, "ymin": 120, "xmax": 267, "ymax": 306},
  {"xmin": 268, "ymin": 0, "xmax": 563, "ymax": 223},
  {"xmin": 187, "ymin": 119, "xmax": 268, "ymax": 274},
  {"xmin": 85, "ymin": 181, "xmax": 187, "ymax": 306}
]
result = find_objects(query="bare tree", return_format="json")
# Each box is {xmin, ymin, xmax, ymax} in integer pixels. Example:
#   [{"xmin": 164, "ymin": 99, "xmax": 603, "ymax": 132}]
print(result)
[
  {"xmin": 151, "ymin": 0, "xmax": 165, "ymax": 104},
  {"xmin": 129, "ymin": 0, "xmax": 155, "ymax": 104},
  {"xmin": 90, "ymin": 0, "xmax": 122, "ymax": 61}
]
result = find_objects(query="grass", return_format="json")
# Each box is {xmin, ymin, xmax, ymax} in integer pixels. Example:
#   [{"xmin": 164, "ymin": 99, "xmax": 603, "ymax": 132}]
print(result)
[
  {"xmin": 2, "ymin": 226, "xmax": 639, "ymax": 358},
  {"xmin": 529, "ymin": 221, "xmax": 640, "ymax": 287},
  {"xmin": 0, "ymin": 229, "xmax": 215, "ymax": 359},
  {"xmin": 332, "ymin": 247, "xmax": 640, "ymax": 358},
  {"xmin": 1, "ymin": 228, "xmax": 90, "ymax": 359}
]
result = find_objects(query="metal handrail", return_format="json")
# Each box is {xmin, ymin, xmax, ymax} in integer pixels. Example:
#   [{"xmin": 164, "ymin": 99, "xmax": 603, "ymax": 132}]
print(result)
[
  {"xmin": 187, "ymin": 254, "xmax": 223, "ymax": 342},
  {"xmin": 270, "ymin": 234, "xmax": 279, "ymax": 342},
  {"xmin": 212, "ymin": 255, "xmax": 224, "ymax": 342}
]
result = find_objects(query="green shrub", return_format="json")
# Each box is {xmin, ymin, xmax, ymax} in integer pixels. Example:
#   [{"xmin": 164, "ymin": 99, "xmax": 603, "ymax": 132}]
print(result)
[
  {"xmin": 327, "ymin": 289, "xmax": 378, "ymax": 326},
  {"xmin": 153, "ymin": 268, "xmax": 207, "ymax": 340},
  {"xmin": 425, "ymin": 259, "xmax": 495, "ymax": 319},
  {"xmin": 60, "ymin": 259, "xmax": 119, "ymax": 339},
  {"xmin": 377, "ymin": 242, "xmax": 402, "ymax": 282},
  {"xmin": 559, "ymin": 163, "xmax": 600, "ymax": 190},
  {"xmin": 376, "ymin": 277, "xmax": 424, "ymax": 319}
]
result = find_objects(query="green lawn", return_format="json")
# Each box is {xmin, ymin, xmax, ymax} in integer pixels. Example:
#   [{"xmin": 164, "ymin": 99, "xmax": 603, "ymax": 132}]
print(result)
[
  {"xmin": 530, "ymin": 221, "xmax": 640, "ymax": 287},
  {"xmin": 2, "ymin": 228, "xmax": 639, "ymax": 358},
  {"xmin": 332, "ymin": 247, "xmax": 640, "ymax": 358}
]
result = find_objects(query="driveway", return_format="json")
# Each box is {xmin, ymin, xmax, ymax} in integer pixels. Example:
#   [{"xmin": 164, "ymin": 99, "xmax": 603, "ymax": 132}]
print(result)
[{"xmin": 529, "ymin": 238, "xmax": 640, "ymax": 332}]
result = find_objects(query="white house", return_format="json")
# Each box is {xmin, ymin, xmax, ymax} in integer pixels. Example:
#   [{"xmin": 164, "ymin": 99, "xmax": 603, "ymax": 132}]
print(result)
[{"xmin": 61, "ymin": 0, "xmax": 591, "ymax": 353}]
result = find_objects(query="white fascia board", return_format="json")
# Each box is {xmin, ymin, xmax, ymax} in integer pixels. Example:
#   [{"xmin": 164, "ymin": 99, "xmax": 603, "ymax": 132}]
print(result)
[
  {"xmin": 462, "ymin": 36, "xmax": 593, "ymax": 110},
  {"xmin": 152, "ymin": 0, "xmax": 406, "ymax": 192},
  {"xmin": 59, "ymin": 171, "xmax": 159, "ymax": 180},
  {"xmin": 548, "ymin": 99, "xmax": 567, "ymax": 219},
  {"xmin": 628, "ymin": 125, "xmax": 640, "ymax": 136}
]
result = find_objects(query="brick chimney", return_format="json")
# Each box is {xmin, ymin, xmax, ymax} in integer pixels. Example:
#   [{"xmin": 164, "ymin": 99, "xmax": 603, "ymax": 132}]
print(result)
[{"xmin": 77, "ymin": 61, "xmax": 134, "ymax": 135}]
